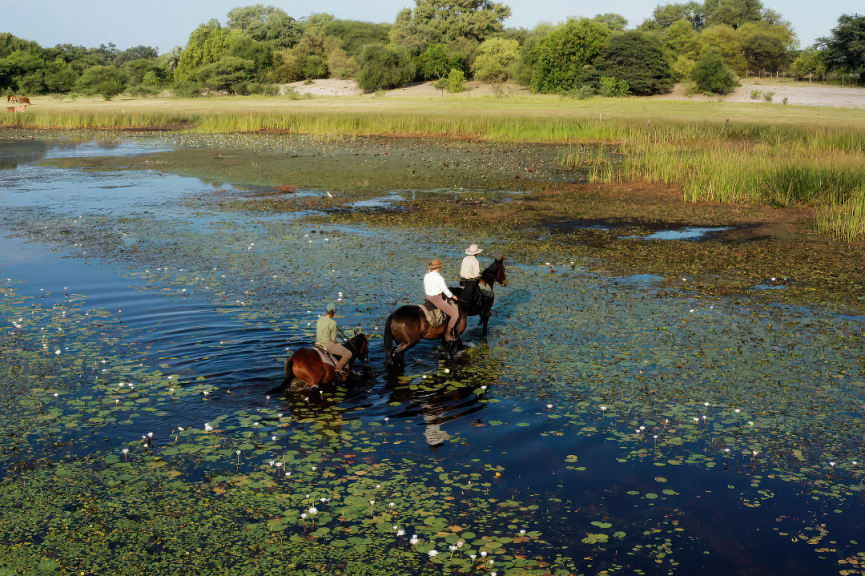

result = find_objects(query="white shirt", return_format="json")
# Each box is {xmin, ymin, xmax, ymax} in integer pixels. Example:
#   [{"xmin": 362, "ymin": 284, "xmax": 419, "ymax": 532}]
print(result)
[
  {"xmin": 460, "ymin": 256, "xmax": 480, "ymax": 280},
  {"xmin": 424, "ymin": 270, "xmax": 453, "ymax": 298}
]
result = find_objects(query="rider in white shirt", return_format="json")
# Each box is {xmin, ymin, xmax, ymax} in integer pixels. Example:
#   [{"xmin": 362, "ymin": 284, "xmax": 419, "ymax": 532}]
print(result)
[
  {"xmin": 424, "ymin": 257, "xmax": 458, "ymax": 341},
  {"xmin": 460, "ymin": 244, "xmax": 483, "ymax": 283}
]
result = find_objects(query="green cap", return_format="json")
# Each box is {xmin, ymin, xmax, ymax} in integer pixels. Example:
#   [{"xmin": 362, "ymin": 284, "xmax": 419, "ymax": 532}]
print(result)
[{"xmin": 326, "ymin": 303, "xmax": 336, "ymax": 313}]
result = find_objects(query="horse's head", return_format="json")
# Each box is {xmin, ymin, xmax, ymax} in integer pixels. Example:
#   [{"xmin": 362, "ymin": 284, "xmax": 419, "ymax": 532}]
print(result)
[
  {"xmin": 493, "ymin": 257, "xmax": 508, "ymax": 287},
  {"xmin": 348, "ymin": 329, "xmax": 369, "ymax": 363}
]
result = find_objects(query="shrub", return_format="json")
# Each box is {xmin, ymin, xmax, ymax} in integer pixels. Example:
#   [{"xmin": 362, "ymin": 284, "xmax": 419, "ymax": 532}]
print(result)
[
  {"xmin": 750, "ymin": 89, "xmax": 762, "ymax": 100},
  {"xmin": 568, "ymin": 85, "xmax": 597, "ymax": 100},
  {"xmin": 417, "ymin": 44, "xmax": 452, "ymax": 81},
  {"xmin": 445, "ymin": 68, "xmax": 466, "ymax": 93},
  {"xmin": 671, "ymin": 56, "xmax": 696, "ymax": 82},
  {"xmin": 472, "ymin": 38, "xmax": 520, "ymax": 82},
  {"xmin": 762, "ymin": 90, "xmax": 774, "ymax": 103},
  {"xmin": 173, "ymin": 79, "xmax": 203, "ymax": 97},
  {"xmin": 594, "ymin": 31, "xmax": 674, "ymax": 95},
  {"xmin": 530, "ymin": 19, "xmax": 611, "ymax": 94},
  {"xmin": 598, "ymin": 76, "xmax": 630, "ymax": 97},
  {"xmin": 197, "ymin": 56, "xmax": 255, "ymax": 94},
  {"xmin": 247, "ymin": 82, "xmax": 279, "ymax": 96},
  {"xmin": 356, "ymin": 44, "xmax": 414, "ymax": 92},
  {"xmin": 75, "ymin": 65, "xmax": 126, "ymax": 100},
  {"xmin": 692, "ymin": 51, "xmax": 738, "ymax": 94}
]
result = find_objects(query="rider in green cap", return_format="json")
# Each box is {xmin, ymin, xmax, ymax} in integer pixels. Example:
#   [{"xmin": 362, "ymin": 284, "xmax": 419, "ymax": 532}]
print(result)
[{"xmin": 316, "ymin": 303, "xmax": 352, "ymax": 375}]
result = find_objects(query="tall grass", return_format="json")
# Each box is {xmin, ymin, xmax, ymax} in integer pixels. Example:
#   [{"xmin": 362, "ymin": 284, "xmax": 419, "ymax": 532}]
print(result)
[
  {"xmin": 5, "ymin": 104, "xmax": 865, "ymax": 239},
  {"xmin": 816, "ymin": 190, "xmax": 865, "ymax": 242}
]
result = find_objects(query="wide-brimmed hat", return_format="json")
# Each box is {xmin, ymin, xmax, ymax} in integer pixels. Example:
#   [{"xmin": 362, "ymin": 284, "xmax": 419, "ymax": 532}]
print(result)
[
  {"xmin": 326, "ymin": 303, "xmax": 336, "ymax": 313},
  {"xmin": 428, "ymin": 257, "xmax": 443, "ymax": 270},
  {"xmin": 465, "ymin": 244, "xmax": 483, "ymax": 256}
]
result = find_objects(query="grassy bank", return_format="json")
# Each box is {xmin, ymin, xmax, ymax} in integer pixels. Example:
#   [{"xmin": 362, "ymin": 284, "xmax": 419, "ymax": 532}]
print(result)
[{"xmin": 5, "ymin": 93, "xmax": 865, "ymax": 238}]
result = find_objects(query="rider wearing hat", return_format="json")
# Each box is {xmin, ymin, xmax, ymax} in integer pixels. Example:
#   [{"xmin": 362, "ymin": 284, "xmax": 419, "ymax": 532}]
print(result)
[
  {"xmin": 460, "ymin": 244, "xmax": 483, "ymax": 283},
  {"xmin": 424, "ymin": 257, "xmax": 459, "ymax": 342},
  {"xmin": 316, "ymin": 303, "xmax": 352, "ymax": 375}
]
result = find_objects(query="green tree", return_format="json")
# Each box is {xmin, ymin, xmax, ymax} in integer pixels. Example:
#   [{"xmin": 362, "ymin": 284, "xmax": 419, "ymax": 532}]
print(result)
[
  {"xmin": 445, "ymin": 67, "xmax": 466, "ymax": 92},
  {"xmin": 790, "ymin": 47, "xmax": 827, "ymax": 80},
  {"xmin": 418, "ymin": 44, "xmax": 452, "ymax": 80},
  {"xmin": 595, "ymin": 31, "xmax": 675, "ymax": 95},
  {"xmin": 663, "ymin": 19, "xmax": 700, "ymax": 59},
  {"xmin": 356, "ymin": 44, "xmax": 415, "ymax": 91},
  {"xmin": 704, "ymin": 0, "xmax": 763, "ymax": 29},
  {"xmin": 640, "ymin": 2, "xmax": 705, "ymax": 31},
  {"xmin": 592, "ymin": 13, "xmax": 628, "ymax": 32},
  {"xmin": 43, "ymin": 58, "xmax": 77, "ymax": 92},
  {"xmin": 472, "ymin": 37, "xmax": 520, "ymax": 81},
  {"xmin": 699, "ymin": 24, "xmax": 747, "ymax": 74},
  {"xmin": 197, "ymin": 56, "xmax": 255, "ymax": 93},
  {"xmin": 321, "ymin": 20, "xmax": 392, "ymax": 58},
  {"xmin": 513, "ymin": 23, "xmax": 554, "ymax": 86},
  {"xmin": 692, "ymin": 50, "xmax": 738, "ymax": 93},
  {"xmin": 738, "ymin": 22, "xmax": 795, "ymax": 73},
  {"xmin": 819, "ymin": 14, "xmax": 865, "ymax": 76},
  {"xmin": 175, "ymin": 20, "xmax": 231, "ymax": 82},
  {"xmin": 671, "ymin": 55, "xmax": 696, "ymax": 80},
  {"xmin": 75, "ymin": 65, "xmax": 127, "ymax": 100},
  {"xmin": 227, "ymin": 4, "xmax": 301, "ymax": 48},
  {"xmin": 115, "ymin": 46, "xmax": 158, "ymax": 66},
  {"xmin": 390, "ymin": 0, "xmax": 511, "ymax": 53},
  {"xmin": 530, "ymin": 18, "xmax": 611, "ymax": 93}
]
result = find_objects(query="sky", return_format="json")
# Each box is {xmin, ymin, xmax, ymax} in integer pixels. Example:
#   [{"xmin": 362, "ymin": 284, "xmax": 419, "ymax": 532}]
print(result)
[{"xmin": 0, "ymin": 0, "xmax": 861, "ymax": 52}]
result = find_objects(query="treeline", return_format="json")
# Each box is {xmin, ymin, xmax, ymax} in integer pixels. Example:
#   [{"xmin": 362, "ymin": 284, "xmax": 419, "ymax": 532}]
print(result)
[{"xmin": 1, "ymin": 1, "xmax": 863, "ymax": 100}]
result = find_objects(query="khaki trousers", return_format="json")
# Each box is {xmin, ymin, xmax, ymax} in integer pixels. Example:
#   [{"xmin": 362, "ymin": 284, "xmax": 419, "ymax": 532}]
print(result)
[{"xmin": 322, "ymin": 341, "xmax": 352, "ymax": 371}]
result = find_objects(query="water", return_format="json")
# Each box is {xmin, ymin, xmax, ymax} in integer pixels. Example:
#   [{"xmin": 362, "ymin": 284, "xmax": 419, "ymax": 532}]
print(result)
[
  {"xmin": 626, "ymin": 226, "xmax": 732, "ymax": 241},
  {"xmin": 1, "ymin": 136, "xmax": 863, "ymax": 575}
]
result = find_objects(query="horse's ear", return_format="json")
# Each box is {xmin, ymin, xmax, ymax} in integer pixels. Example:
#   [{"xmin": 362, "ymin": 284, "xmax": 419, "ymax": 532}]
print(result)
[{"xmin": 496, "ymin": 256, "xmax": 505, "ymax": 262}]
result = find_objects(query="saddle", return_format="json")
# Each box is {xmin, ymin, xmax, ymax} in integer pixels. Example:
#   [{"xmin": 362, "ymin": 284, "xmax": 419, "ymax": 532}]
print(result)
[
  {"xmin": 420, "ymin": 300, "xmax": 446, "ymax": 328},
  {"xmin": 314, "ymin": 344, "xmax": 337, "ymax": 367}
]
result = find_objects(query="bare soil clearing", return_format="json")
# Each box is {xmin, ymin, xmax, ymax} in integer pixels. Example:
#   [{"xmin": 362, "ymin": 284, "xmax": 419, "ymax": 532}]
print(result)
[{"xmin": 659, "ymin": 81, "xmax": 865, "ymax": 109}]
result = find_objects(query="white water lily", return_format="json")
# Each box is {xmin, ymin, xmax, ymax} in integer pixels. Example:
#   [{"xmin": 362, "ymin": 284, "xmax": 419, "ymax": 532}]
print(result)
[
  {"xmin": 396, "ymin": 529, "xmax": 405, "ymax": 537},
  {"xmin": 410, "ymin": 535, "xmax": 419, "ymax": 545},
  {"xmin": 204, "ymin": 423, "xmax": 213, "ymax": 432},
  {"xmin": 427, "ymin": 550, "xmax": 438, "ymax": 558},
  {"xmin": 308, "ymin": 507, "xmax": 318, "ymax": 515}
]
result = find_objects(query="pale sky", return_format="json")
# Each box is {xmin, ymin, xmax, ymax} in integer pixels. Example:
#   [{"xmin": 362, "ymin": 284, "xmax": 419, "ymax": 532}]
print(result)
[{"xmin": 0, "ymin": 0, "xmax": 860, "ymax": 52}]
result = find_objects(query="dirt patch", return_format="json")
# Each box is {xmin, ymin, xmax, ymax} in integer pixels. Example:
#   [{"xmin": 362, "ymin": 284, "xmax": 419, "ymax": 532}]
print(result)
[
  {"xmin": 658, "ymin": 82, "xmax": 865, "ymax": 110},
  {"xmin": 280, "ymin": 79, "xmax": 363, "ymax": 97}
]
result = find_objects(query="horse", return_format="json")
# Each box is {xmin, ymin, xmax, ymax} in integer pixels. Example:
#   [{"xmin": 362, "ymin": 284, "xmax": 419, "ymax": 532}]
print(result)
[
  {"xmin": 269, "ymin": 331, "xmax": 369, "ymax": 394},
  {"xmin": 384, "ymin": 300, "xmax": 468, "ymax": 368},
  {"xmin": 17, "ymin": 97, "xmax": 30, "ymax": 105},
  {"xmin": 450, "ymin": 258, "xmax": 507, "ymax": 337}
]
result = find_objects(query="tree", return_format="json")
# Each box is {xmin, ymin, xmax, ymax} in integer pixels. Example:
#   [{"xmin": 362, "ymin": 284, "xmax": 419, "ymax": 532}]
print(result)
[
  {"xmin": 175, "ymin": 20, "xmax": 231, "ymax": 82},
  {"xmin": 640, "ymin": 2, "xmax": 705, "ymax": 31},
  {"xmin": 514, "ymin": 23, "xmax": 554, "ymax": 86},
  {"xmin": 75, "ymin": 65, "xmax": 126, "ymax": 100},
  {"xmin": 699, "ymin": 24, "xmax": 747, "ymax": 74},
  {"xmin": 671, "ymin": 55, "xmax": 696, "ymax": 80},
  {"xmin": 197, "ymin": 56, "xmax": 255, "ymax": 93},
  {"xmin": 227, "ymin": 4, "xmax": 301, "ymax": 48},
  {"xmin": 43, "ymin": 58, "xmax": 77, "ymax": 92},
  {"xmin": 704, "ymin": 0, "xmax": 763, "ymax": 29},
  {"xmin": 819, "ymin": 14, "xmax": 865, "ymax": 76},
  {"xmin": 115, "ymin": 46, "xmax": 158, "ymax": 66},
  {"xmin": 738, "ymin": 22, "xmax": 795, "ymax": 73},
  {"xmin": 321, "ymin": 20, "xmax": 392, "ymax": 58},
  {"xmin": 663, "ymin": 19, "xmax": 700, "ymax": 59},
  {"xmin": 530, "ymin": 18, "xmax": 611, "ymax": 93},
  {"xmin": 390, "ymin": 0, "xmax": 511, "ymax": 53},
  {"xmin": 595, "ymin": 31, "xmax": 675, "ymax": 95},
  {"xmin": 418, "ymin": 44, "xmax": 452, "ymax": 80},
  {"xmin": 356, "ymin": 44, "xmax": 415, "ymax": 91},
  {"xmin": 692, "ymin": 50, "xmax": 738, "ymax": 93},
  {"xmin": 790, "ymin": 47, "xmax": 827, "ymax": 80},
  {"xmin": 592, "ymin": 13, "xmax": 628, "ymax": 32},
  {"xmin": 472, "ymin": 37, "xmax": 520, "ymax": 81}
]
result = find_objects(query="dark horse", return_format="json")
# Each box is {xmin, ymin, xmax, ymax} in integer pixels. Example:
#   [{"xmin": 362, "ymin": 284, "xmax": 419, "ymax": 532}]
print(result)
[
  {"xmin": 450, "ymin": 258, "xmax": 507, "ymax": 336},
  {"xmin": 269, "ymin": 331, "xmax": 369, "ymax": 394},
  {"xmin": 384, "ymin": 300, "xmax": 468, "ymax": 368}
]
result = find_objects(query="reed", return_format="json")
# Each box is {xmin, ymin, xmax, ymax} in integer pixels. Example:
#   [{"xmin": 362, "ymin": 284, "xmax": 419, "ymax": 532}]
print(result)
[{"xmin": 815, "ymin": 190, "xmax": 865, "ymax": 242}]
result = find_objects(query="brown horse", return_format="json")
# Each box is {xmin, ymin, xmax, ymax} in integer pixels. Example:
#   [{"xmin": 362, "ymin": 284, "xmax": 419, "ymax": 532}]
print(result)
[
  {"xmin": 384, "ymin": 300, "xmax": 467, "ymax": 368},
  {"xmin": 269, "ymin": 331, "xmax": 369, "ymax": 394}
]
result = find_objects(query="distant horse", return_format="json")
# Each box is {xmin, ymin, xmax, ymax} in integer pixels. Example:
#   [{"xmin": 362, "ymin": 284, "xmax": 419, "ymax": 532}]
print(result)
[
  {"xmin": 384, "ymin": 300, "xmax": 467, "ymax": 368},
  {"xmin": 17, "ymin": 97, "xmax": 30, "ymax": 105},
  {"xmin": 269, "ymin": 331, "xmax": 369, "ymax": 394},
  {"xmin": 450, "ymin": 257, "xmax": 507, "ymax": 337}
]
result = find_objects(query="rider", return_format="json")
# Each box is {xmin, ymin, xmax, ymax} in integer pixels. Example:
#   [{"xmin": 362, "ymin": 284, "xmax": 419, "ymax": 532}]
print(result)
[
  {"xmin": 316, "ymin": 303, "xmax": 352, "ymax": 375},
  {"xmin": 460, "ymin": 243, "xmax": 489, "ymax": 310},
  {"xmin": 424, "ymin": 257, "xmax": 459, "ymax": 342}
]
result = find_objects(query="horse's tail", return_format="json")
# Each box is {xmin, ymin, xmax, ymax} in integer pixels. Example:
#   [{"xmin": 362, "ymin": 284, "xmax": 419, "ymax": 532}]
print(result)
[
  {"xmin": 268, "ymin": 354, "xmax": 294, "ymax": 395},
  {"xmin": 384, "ymin": 314, "xmax": 394, "ymax": 368}
]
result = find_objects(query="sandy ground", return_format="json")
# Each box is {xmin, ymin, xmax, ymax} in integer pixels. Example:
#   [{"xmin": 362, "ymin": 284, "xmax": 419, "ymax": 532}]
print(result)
[
  {"xmin": 280, "ymin": 79, "xmax": 530, "ymax": 98},
  {"xmin": 658, "ymin": 82, "xmax": 865, "ymax": 109}
]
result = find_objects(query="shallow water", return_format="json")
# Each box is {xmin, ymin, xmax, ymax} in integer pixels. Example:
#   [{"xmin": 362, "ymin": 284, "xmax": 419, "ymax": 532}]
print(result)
[{"xmin": 1, "ymin": 136, "xmax": 864, "ymax": 576}]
